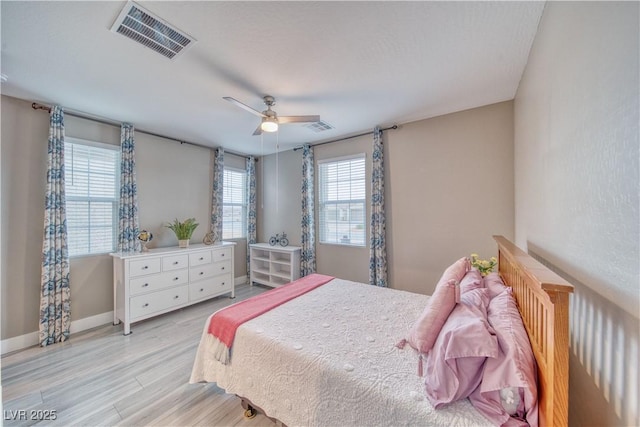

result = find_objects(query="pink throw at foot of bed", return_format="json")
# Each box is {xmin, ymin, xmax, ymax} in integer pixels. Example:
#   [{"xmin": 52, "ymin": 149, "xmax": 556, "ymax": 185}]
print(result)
[{"xmin": 207, "ymin": 273, "xmax": 334, "ymax": 363}]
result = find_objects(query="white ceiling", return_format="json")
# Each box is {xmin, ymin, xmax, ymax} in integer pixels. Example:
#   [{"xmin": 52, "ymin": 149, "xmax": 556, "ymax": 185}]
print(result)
[{"xmin": 1, "ymin": 1, "xmax": 545, "ymax": 156}]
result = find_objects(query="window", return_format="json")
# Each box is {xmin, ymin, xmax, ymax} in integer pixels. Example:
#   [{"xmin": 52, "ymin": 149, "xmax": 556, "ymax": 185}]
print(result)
[
  {"xmin": 222, "ymin": 167, "xmax": 247, "ymax": 239},
  {"xmin": 318, "ymin": 154, "xmax": 366, "ymax": 246},
  {"xmin": 64, "ymin": 138, "xmax": 120, "ymax": 257}
]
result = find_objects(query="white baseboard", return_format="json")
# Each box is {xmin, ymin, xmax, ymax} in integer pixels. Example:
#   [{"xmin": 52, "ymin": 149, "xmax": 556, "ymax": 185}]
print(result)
[
  {"xmin": 1, "ymin": 311, "xmax": 114, "ymax": 355},
  {"xmin": 2, "ymin": 278, "xmax": 250, "ymax": 355},
  {"xmin": 69, "ymin": 311, "xmax": 114, "ymax": 334},
  {"xmin": 0, "ymin": 331, "xmax": 38, "ymax": 355}
]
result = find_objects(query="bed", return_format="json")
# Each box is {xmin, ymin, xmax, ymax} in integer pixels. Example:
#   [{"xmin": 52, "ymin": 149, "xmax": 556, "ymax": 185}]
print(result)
[{"xmin": 190, "ymin": 236, "xmax": 573, "ymax": 426}]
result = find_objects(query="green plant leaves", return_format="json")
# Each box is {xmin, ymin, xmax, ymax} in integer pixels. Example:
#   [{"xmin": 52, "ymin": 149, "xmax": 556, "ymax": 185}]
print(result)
[{"xmin": 166, "ymin": 218, "xmax": 199, "ymax": 240}]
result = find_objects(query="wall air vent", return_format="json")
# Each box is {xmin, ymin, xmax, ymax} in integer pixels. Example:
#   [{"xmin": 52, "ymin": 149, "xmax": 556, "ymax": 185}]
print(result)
[
  {"xmin": 110, "ymin": 1, "xmax": 196, "ymax": 60},
  {"xmin": 304, "ymin": 120, "xmax": 334, "ymax": 133}
]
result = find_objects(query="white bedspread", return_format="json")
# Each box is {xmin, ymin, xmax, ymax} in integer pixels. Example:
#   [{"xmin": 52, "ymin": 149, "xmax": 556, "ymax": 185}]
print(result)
[{"xmin": 190, "ymin": 278, "xmax": 492, "ymax": 426}]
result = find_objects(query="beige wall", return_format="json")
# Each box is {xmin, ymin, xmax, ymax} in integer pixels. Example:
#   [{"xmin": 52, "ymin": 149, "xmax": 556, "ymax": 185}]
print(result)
[
  {"xmin": 257, "ymin": 148, "xmax": 303, "ymax": 249},
  {"xmin": 514, "ymin": 2, "xmax": 639, "ymax": 426},
  {"xmin": 1, "ymin": 95, "xmax": 247, "ymax": 341},
  {"xmin": 259, "ymin": 100, "xmax": 515, "ymax": 292},
  {"xmin": 387, "ymin": 102, "xmax": 514, "ymax": 294},
  {"xmin": 1, "ymin": 96, "xmax": 49, "ymax": 338}
]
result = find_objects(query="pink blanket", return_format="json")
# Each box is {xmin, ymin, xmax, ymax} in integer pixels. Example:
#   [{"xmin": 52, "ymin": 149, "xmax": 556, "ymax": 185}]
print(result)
[{"xmin": 207, "ymin": 273, "xmax": 334, "ymax": 364}]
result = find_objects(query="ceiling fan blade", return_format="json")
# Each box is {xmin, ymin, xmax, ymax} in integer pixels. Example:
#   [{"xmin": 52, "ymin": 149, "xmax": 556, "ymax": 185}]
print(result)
[
  {"xmin": 223, "ymin": 97, "xmax": 266, "ymax": 118},
  {"xmin": 252, "ymin": 124, "xmax": 263, "ymax": 136},
  {"xmin": 278, "ymin": 115, "xmax": 320, "ymax": 124}
]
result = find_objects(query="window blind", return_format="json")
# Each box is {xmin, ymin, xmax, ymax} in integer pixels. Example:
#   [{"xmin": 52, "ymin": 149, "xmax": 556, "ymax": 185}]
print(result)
[
  {"xmin": 222, "ymin": 168, "xmax": 247, "ymax": 239},
  {"xmin": 65, "ymin": 140, "xmax": 120, "ymax": 257},
  {"xmin": 318, "ymin": 155, "xmax": 366, "ymax": 246}
]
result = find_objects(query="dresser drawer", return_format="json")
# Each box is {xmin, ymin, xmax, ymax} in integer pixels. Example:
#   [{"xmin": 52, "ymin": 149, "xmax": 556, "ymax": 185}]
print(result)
[
  {"xmin": 129, "ymin": 270, "xmax": 189, "ymax": 296},
  {"xmin": 130, "ymin": 285, "xmax": 189, "ymax": 320},
  {"xmin": 191, "ymin": 260, "xmax": 231, "ymax": 281},
  {"xmin": 129, "ymin": 258, "xmax": 161, "ymax": 277},
  {"xmin": 189, "ymin": 273, "xmax": 233, "ymax": 301},
  {"xmin": 162, "ymin": 254, "xmax": 189, "ymax": 271},
  {"xmin": 189, "ymin": 250, "xmax": 212, "ymax": 267},
  {"xmin": 212, "ymin": 247, "xmax": 232, "ymax": 263}
]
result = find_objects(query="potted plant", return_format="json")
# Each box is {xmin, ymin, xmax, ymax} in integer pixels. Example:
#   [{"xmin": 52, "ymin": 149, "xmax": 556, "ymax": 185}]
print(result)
[{"xmin": 166, "ymin": 218, "xmax": 199, "ymax": 248}]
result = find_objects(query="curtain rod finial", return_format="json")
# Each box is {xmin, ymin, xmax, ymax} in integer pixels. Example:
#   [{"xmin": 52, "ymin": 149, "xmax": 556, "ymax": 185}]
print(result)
[{"xmin": 32, "ymin": 102, "xmax": 51, "ymax": 112}]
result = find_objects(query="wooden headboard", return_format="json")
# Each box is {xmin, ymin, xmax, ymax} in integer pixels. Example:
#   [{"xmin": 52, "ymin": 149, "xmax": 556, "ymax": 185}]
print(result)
[{"xmin": 493, "ymin": 236, "xmax": 574, "ymax": 427}]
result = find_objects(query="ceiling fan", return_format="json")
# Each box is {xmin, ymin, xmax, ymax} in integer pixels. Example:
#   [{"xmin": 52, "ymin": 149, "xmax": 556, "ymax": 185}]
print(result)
[{"xmin": 223, "ymin": 95, "xmax": 320, "ymax": 135}]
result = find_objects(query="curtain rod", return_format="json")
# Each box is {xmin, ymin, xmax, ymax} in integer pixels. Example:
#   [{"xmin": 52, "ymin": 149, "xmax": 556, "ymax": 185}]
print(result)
[
  {"xmin": 293, "ymin": 125, "xmax": 398, "ymax": 152},
  {"xmin": 31, "ymin": 102, "xmax": 256, "ymax": 161}
]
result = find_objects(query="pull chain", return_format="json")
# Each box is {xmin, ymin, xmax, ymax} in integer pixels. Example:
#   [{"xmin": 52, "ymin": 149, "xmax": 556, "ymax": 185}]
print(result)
[
  {"xmin": 260, "ymin": 133, "xmax": 264, "ymax": 209},
  {"xmin": 276, "ymin": 131, "xmax": 279, "ymax": 214}
]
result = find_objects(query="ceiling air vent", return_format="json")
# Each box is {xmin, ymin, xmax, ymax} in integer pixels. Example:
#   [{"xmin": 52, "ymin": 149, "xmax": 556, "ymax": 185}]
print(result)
[
  {"xmin": 304, "ymin": 120, "xmax": 334, "ymax": 133},
  {"xmin": 110, "ymin": 1, "xmax": 196, "ymax": 60}
]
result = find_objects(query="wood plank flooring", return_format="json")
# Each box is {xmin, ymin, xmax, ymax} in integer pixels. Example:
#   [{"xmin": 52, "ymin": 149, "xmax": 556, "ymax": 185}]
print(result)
[{"xmin": 2, "ymin": 284, "xmax": 277, "ymax": 427}]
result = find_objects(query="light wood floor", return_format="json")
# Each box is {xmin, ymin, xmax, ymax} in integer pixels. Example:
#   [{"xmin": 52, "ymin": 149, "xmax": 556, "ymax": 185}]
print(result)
[{"xmin": 2, "ymin": 283, "xmax": 277, "ymax": 427}]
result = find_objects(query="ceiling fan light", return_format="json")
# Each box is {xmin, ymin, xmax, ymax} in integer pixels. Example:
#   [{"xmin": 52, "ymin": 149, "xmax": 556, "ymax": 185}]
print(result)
[{"xmin": 261, "ymin": 117, "xmax": 278, "ymax": 132}]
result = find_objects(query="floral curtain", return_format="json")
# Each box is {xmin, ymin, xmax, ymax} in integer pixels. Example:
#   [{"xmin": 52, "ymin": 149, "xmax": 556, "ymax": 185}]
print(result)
[
  {"xmin": 40, "ymin": 105, "xmax": 71, "ymax": 346},
  {"xmin": 118, "ymin": 123, "xmax": 141, "ymax": 252},
  {"xmin": 300, "ymin": 144, "xmax": 316, "ymax": 276},
  {"xmin": 369, "ymin": 126, "xmax": 387, "ymax": 287},
  {"xmin": 246, "ymin": 156, "xmax": 257, "ymax": 276},
  {"xmin": 211, "ymin": 147, "xmax": 224, "ymax": 242}
]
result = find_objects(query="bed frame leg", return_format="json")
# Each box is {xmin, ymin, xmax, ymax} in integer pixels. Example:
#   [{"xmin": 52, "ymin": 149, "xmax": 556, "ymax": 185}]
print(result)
[{"xmin": 243, "ymin": 405, "xmax": 257, "ymax": 419}]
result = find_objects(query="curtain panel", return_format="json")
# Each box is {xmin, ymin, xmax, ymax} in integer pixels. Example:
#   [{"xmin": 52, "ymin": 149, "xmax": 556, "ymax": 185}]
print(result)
[
  {"xmin": 118, "ymin": 123, "xmax": 141, "ymax": 253},
  {"xmin": 246, "ymin": 156, "xmax": 257, "ymax": 276},
  {"xmin": 300, "ymin": 144, "xmax": 316, "ymax": 276},
  {"xmin": 211, "ymin": 147, "xmax": 224, "ymax": 242},
  {"xmin": 369, "ymin": 126, "xmax": 387, "ymax": 287},
  {"xmin": 40, "ymin": 105, "xmax": 71, "ymax": 346}
]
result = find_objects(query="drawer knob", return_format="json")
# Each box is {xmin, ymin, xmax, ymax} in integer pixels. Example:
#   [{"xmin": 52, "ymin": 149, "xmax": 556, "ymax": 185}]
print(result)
[
  {"xmin": 221, "ymin": 253, "xmax": 225, "ymax": 257},
  {"xmin": 221, "ymin": 267, "xmax": 225, "ymax": 270},
  {"xmin": 174, "ymin": 277, "xmax": 179, "ymax": 281},
  {"xmin": 221, "ymin": 282, "xmax": 225, "ymax": 286},
  {"xmin": 199, "ymin": 272, "xmax": 204, "ymax": 275},
  {"xmin": 199, "ymin": 257, "xmax": 204, "ymax": 261},
  {"xmin": 174, "ymin": 295, "xmax": 180, "ymax": 299},
  {"xmin": 200, "ymin": 288, "xmax": 204, "ymax": 292},
  {"xmin": 173, "ymin": 261, "xmax": 179, "ymax": 265},
  {"xmin": 143, "ymin": 303, "xmax": 149, "ymax": 307},
  {"xmin": 143, "ymin": 283, "xmax": 149, "ymax": 287},
  {"xmin": 143, "ymin": 266, "xmax": 149, "ymax": 270}
]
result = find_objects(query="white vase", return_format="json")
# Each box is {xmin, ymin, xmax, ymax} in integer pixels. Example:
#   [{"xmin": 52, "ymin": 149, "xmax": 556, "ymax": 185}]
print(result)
[{"xmin": 178, "ymin": 239, "xmax": 189, "ymax": 248}]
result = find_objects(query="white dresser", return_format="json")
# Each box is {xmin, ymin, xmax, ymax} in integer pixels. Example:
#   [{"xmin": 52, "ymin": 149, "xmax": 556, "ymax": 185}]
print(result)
[
  {"xmin": 111, "ymin": 242, "xmax": 235, "ymax": 335},
  {"xmin": 249, "ymin": 243, "xmax": 301, "ymax": 288}
]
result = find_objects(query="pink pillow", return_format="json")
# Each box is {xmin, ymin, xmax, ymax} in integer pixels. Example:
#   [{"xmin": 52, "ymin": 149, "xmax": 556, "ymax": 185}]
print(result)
[
  {"xmin": 484, "ymin": 272, "xmax": 508, "ymax": 299},
  {"xmin": 469, "ymin": 288, "xmax": 539, "ymax": 427},
  {"xmin": 406, "ymin": 257, "xmax": 470, "ymax": 354},
  {"xmin": 424, "ymin": 288, "xmax": 498, "ymax": 407},
  {"xmin": 460, "ymin": 269, "xmax": 484, "ymax": 294}
]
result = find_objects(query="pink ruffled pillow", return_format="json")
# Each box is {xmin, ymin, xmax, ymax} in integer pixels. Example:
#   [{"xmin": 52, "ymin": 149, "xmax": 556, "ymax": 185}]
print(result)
[
  {"xmin": 405, "ymin": 257, "xmax": 470, "ymax": 354},
  {"xmin": 469, "ymin": 287, "xmax": 539, "ymax": 426},
  {"xmin": 460, "ymin": 269, "xmax": 484, "ymax": 294},
  {"xmin": 484, "ymin": 272, "xmax": 508, "ymax": 299},
  {"xmin": 424, "ymin": 288, "xmax": 499, "ymax": 407}
]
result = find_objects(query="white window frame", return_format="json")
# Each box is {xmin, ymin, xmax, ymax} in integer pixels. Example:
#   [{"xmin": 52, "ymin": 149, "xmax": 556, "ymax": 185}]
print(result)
[
  {"xmin": 64, "ymin": 137, "xmax": 120, "ymax": 258},
  {"xmin": 317, "ymin": 153, "xmax": 367, "ymax": 247},
  {"xmin": 222, "ymin": 166, "xmax": 247, "ymax": 240}
]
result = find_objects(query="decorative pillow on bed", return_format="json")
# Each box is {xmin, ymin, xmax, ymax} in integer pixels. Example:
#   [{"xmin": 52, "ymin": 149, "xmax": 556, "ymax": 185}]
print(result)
[
  {"xmin": 405, "ymin": 257, "xmax": 470, "ymax": 354},
  {"xmin": 469, "ymin": 287, "xmax": 539, "ymax": 427},
  {"xmin": 484, "ymin": 272, "xmax": 508, "ymax": 299},
  {"xmin": 460, "ymin": 269, "xmax": 484, "ymax": 294},
  {"xmin": 423, "ymin": 288, "xmax": 499, "ymax": 407}
]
